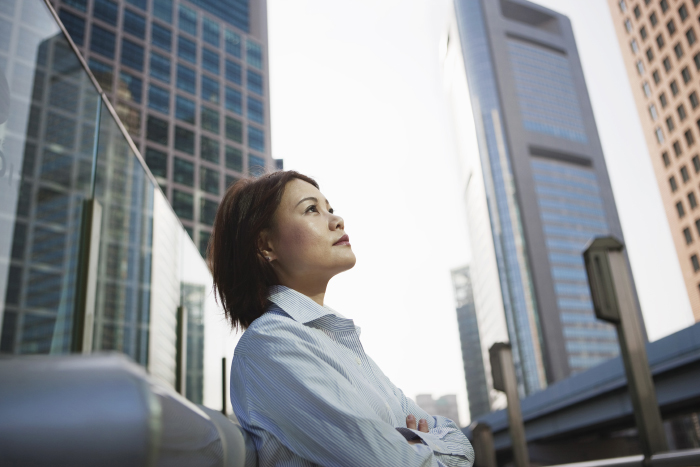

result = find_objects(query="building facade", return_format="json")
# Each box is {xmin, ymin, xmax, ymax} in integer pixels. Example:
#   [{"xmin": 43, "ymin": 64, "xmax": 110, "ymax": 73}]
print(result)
[
  {"xmin": 608, "ymin": 0, "xmax": 700, "ymax": 322},
  {"xmin": 451, "ymin": 266, "xmax": 494, "ymax": 422},
  {"xmin": 52, "ymin": 0, "xmax": 272, "ymax": 256},
  {"xmin": 0, "ymin": 0, "xmax": 231, "ymax": 409},
  {"xmin": 444, "ymin": 0, "xmax": 641, "ymax": 398}
]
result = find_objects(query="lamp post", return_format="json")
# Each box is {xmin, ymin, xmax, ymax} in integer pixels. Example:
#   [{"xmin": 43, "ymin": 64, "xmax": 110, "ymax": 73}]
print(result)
[{"xmin": 583, "ymin": 236, "xmax": 667, "ymax": 458}]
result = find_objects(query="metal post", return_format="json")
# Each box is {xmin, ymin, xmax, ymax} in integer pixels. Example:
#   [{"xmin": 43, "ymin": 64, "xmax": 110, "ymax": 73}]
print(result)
[
  {"xmin": 583, "ymin": 236, "xmax": 668, "ymax": 458},
  {"xmin": 175, "ymin": 305, "xmax": 187, "ymax": 396},
  {"xmin": 490, "ymin": 342, "xmax": 529, "ymax": 467},
  {"xmin": 470, "ymin": 422, "xmax": 497, "ymax": 467},
  {"xmin": 222, "ymin": 356, "xmax": 227, "ymax": 415},
  {"xmin": 71, "ymin": 198, "xmax": 102, "ymax": 353}
]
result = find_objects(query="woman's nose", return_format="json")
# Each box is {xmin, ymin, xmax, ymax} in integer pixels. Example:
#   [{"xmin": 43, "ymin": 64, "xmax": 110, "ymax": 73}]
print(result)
[{"xmin": 329, "ymin": 214, "xmax": 344, "ymax": 231}]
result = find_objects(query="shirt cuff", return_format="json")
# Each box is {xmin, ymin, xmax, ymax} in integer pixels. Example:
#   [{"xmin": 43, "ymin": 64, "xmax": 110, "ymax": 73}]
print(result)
[
  {"xmin": 406, "ymin": 429, "xmax": 453, "ymax": 455},
  {"xmin": 395, "ymin": 427, "xmax": 422, "ymax": 441}
]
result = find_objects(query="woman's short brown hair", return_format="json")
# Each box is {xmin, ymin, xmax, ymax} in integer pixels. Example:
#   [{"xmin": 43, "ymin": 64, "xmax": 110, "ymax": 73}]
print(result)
[{"xmin": 208, "ymin": 170, "xmax": 319, "ymax": 330}]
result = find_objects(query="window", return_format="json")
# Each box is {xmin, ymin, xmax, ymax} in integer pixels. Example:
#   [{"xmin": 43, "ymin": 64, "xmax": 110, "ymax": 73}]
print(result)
[
  {"xmin": 226, "ymin": 175, "xmax": 239, "ymax": 188},
  {"xmin": 178, "ymin": 5, "xmax": 197, "ymax": 35},
  {"xmin": 663, "ymin": 151, "xmax": 671, "ymax": 166},
  {"xmin": 121, "ymin": 38, "xmax": 144, "ymax": 71},
  {"xmin": 657, "ymin": 34, "xmax": 665, "ymax": 49},
  {"xmin": 201, "ymin": 107, "xmax": 219, "ymax": 134},
  {"xmin": 201, "ymin": 75, "xmax": 219, "ymax": 104},
  {"xmin": 178, "ymin": 36, "xmax": 197, "ymax": 63},
  {"xmin": 175, "ymin": 127, "xmax": 195, "ymax": 154},
  {"xmin": 153, "ymin": 0, "xmax": 173, "ymax": 23},
  {"xmin": 127, "ymin": 0, "xmax": 146, "ymax": 10},
  {"xmin": 248, "ymin": 97, "xmax": 264, "ymax": 124},
  {"xmin": 631, "ymin": 39, "xmax": 640, "ymax": 54},
  {"xmin": 683, "ymin": 67, "xmax": 692, "ymax": 84},
  {"xmin": 172, "ymin": 190, "xmax": 193, "ymax": 220},
  {"xmin": 660, "ymin": 92, "xmax": 668, "ymax": 107},
  {"xmin": 696, "ymin": 218, "xmax": 700, "ymax": 237},
  {"xmin": 119, "ymin": 71, "xmax": 142, "ymax": 103},
  {"xmin": 625, "ymin": 19, "xmax": 633, "ymax": 33},
  {"xmin": 150, "ymin": 52, "xmax": 171, "ymax": 83},
  {"xmin": 226, "ymin": 29, "xmax": 241, "ymax": 57},
  {"xmin": 678, "ymin": 201, "xmax": 686, "ymax": 218},
  {"xmin": 675, "ymin": 140, "xmax": 683, "ymax": 155},
  {"xmin": 225, "ymin": 145, "xmax": 243, "ymax": 171},
  {"xmin": 668, "ymin": 19, "xmax": 677, "ymax": 35},
  {"xmin": 685, "ymin": 227, "xmax": 693, "ymax": 244},
  {"xmin": 202, "ymin": 48, "xmax": 220, "ymax": 74},
  {"xmin": 641, "ymin": 26, "xmax": 648, "ymax": 40},
  {"xmin": 94, "ymin": 0, "xmax": 118, "ymax": 25},
  {"xmin": 663, "ymin": 56, "xmax": 672, "ymax": 72},
  {"xmin": 671, "ymin": 175, "xmax": 679, "ymax": 192},
  {"xmin": 173, "ymin": 157, "xmax": 194, "ymax": 185},
  {"xmin": 650, "ymin": 103, "xmax": 659, "ymax": 120},
  {"xmin": 247, "ymin": 70, "xmax": 263, "ymax": 95},
  {"xmin": 147, "ymin": 115, "xmax": 169, "ymax": 145},
  {"xmin": 660, "ymin": 0, "xmax": 669, "ymax": 13},
  {"xmin": 687, "ymin": 129, "xmax": 696, "ymax": 146},
  {"xmin": 201, "ymin": 136, "xmax": 219, "ymax": 163},
  {"xmin": 199, "ymin": 230, "xmax": 211, "ymax": 256},
  {"xmin": 679, "ymin": 4, "xmax": 689, "ymax": 22},
  {"xmin": 152, "ymin": 23, "xmax": 172, "ymax": 51},
  {"xmin": 88, "ymin": 58, "xmax": 113, "ymax": 90},
  {"xmin": 691, "ymin": 91, "xmax": 699, "ymax": 109},
  {"xmin": 123, "ymin": 9, "xmax": 145, "ymax": 39},
  {"xmin": 226, "ymin": 117, "xmax": 242, "ymax": 143},
  {"xmin": 200, "ymin": 167, "xmax": 219, "ymax": 195},
  {"xmin": 619, "ymin": 0, "xmax": 627, "ymax": 11},
  {"xmin": 633, "ymin": 5, "xmax": 641, "ymax": 18},
  {"xmin": 650, "ymin": 12, "xmax": 658, "ymax": 27},
  {"xmin": 671, "ymin": 79, "xmax": 680, "ymax": 96},
  {"xmin": 248, "ymin": 126, "xmax": 265, "ymax": 152},
  {"xmin": 643, "ymin": 81, "xmax": 652, "ymax": 97},
  {"xmin": 675, "ymin": 42, "xmax": 684, "ymax": 59},
  {"xmin": 148, "ymin": 84, "xmax": 170, "ymax": 114},
  {"xmin": 695, "ymin": 52, "xmax": 700, "ymax": 71},
  {"xmin": 145, "ymin": 147, "xmax": 167, "ymax": 178},
  {"xmin": 201, "ymin": 198, "xmax": 218, "ymax": 225},
  {"xmin": 249, "ymin": 154, "xmax": 265, "ymax": 174},
  {"xmin": 171, "ymin": 69, "xmax": 193, "ymax": 100},
  {"xmin": 175, "ymin": 95, "xmax": 195, "ymax": 124},
  {"xmin": 225, "ymin": 87, "xmax": 242, "ymax": 114},
  {"xmin": 692, "ymin": 254, "xmax": 700, "ymax": 272},
  {"xmin": 226, "ymin": 60, "xmax": 242, "ymax": 84},
  {"xmin": 246, "ymin": 40, "xmax": 263, "ymax": 69},
  {"xmin": 688, "ymin": 28, "xmax": 697, "ymax": 46},
  {"xmin": 646, "ymin": 47, "xmax": 654, "ymax": 61},
  {"xmin": 693, "ymin": 155, "xmax": 700, "ymax": 172},
  {"xmin": 653, "ymin": 69, "xmax": 661, "ymax": 83},
  {"xmin": 90, "ymin": 25, "xmax": 115, "ymax": 59},
  {"xmin": 59, "ymin": 10, "xmax": 85, "ymax": 45},
  {"xmin": 690, "ymin": 192, "xmax": 698, "ymax": 209},
  {"xmin": 657, "ymin": 126, "xmax": 665, "ymax": 143},
  {"xmin": 679, "ymin": 104, "xmax": 688, "ymax": 121},
  {"xmin": 667, "ymin": 116, "xmax": 676, "ymax": 131},
  {"xmin": 203, "ymin": 18, "xmax": 220, "ymax": 46},
  {"xmin": 682, "ymin": 165, "xmax": 690, "ymax": 182}
]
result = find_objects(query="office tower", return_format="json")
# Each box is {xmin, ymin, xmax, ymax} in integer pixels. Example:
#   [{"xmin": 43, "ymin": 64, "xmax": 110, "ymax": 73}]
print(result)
[
  {"xmin": 52, "ymin": 0, "xmax": 272, "ymax": 257},
  {"xmin": 451, "ymin": 266, "xmax": 495, "ymax": 421},
  {"xmin": 608, "ymin": 0, "xmax": 700, "ymax": 322},
  {"xmin": 415, "ymin": 394, "xmax": 461, "ymax": 427},
  {"xmin": 444, "ymin": 0, "xmax": 641, "ymax": 397}
]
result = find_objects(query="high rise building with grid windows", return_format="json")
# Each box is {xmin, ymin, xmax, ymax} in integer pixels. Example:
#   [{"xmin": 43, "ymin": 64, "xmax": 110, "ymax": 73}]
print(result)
[
  {"xmin": 444, "ymin": 0, "xmax": 643, "ymax": 399},
  {"xmin": 53, "ymin": 0, "xmax": 272, "ymax": 257},
  {"xmin": 608, "ymin": 0, "xmax": 700, "ymax": 323}
]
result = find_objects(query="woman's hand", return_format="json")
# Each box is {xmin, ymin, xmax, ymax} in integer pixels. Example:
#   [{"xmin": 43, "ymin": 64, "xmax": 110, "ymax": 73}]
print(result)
[{"xmin": 406, "ymin": 414, "xmax": 429, "ymax": 445}]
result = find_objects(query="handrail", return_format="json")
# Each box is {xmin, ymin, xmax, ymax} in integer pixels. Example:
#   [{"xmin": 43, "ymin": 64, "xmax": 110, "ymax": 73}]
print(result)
[{"xmin": 545, "ymin": 448, "xmax": 700, "ymax": 467}]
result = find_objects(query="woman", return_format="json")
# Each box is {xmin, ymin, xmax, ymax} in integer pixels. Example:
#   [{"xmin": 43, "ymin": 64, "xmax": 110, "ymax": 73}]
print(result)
[{"xmin": 209, "ymin": 170, "xmax": 474, "ymax": 467}]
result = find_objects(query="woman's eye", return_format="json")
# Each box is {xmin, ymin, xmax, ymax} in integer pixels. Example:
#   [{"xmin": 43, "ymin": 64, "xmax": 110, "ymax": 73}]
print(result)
[{"xmin": 306, "ymin": 205, "xmax": 317, "ymax": 213}]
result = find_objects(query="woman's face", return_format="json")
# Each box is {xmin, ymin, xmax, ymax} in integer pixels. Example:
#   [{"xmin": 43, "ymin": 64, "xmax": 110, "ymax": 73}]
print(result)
[{"xmin": 261, "ymin": 178, "xmax": 356, "ymax": 285}]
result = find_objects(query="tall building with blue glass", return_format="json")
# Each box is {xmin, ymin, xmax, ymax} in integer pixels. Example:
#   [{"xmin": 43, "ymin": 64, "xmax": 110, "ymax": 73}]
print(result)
[
  {"xmin": 445, "ymin": 0, "xmax": 643, "ymax": 401},
  {"xmin": 52, "ymin": 0, "xmax": 272, "ymax": 256}
]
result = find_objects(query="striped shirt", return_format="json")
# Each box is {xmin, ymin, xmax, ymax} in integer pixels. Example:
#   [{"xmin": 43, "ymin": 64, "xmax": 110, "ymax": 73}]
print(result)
[{"xmin": 230, "ymin": 285, "xmax": 475, "ymax": 467}]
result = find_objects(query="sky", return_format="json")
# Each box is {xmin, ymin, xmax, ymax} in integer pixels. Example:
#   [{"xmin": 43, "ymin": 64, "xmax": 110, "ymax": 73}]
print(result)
[{"xmin": 265, "ymin": 0, "xmax": 696, "ymax": 425}]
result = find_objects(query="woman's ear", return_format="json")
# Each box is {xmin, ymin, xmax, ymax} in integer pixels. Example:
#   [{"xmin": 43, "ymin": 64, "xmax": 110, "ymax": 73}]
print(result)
[{"xmin": 257, "ymin": 229, "xmax": 275, "ymax": 262}]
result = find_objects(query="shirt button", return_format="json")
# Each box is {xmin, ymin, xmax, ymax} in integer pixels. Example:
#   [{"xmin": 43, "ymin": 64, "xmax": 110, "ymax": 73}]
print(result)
[{"xmin": 355, "ymin": 357, "xmax": 362, "ymax": 365}]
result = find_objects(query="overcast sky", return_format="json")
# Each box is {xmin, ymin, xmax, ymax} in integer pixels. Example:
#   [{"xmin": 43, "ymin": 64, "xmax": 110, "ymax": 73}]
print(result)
[{"xmin": 265, "ymin": 0, "xmax": 695, "ymax": 425}]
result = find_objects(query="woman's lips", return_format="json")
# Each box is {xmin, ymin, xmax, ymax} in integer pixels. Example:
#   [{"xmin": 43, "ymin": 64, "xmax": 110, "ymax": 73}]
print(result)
[{"xmin": 333, "ymin": 234, "xmax": 350, "ymax": 246}]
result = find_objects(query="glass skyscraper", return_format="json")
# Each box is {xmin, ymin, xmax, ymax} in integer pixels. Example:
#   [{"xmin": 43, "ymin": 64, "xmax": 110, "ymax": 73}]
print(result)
[
  {"xmin": 52, "ymin": 0, "xmax": 272, "ymax": 257},
  {"xmin": 445, "ymin": 0, "xmax": 642, "ymax": 401}
]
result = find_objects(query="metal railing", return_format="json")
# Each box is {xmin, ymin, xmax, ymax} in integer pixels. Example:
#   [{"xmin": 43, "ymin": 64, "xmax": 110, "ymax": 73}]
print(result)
[{"xmin": 545, "ymin": 448, "xmax": 700, "ymax": 467}]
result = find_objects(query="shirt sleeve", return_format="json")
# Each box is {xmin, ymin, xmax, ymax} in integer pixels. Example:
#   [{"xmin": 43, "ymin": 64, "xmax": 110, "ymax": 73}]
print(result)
[{"xmin": 232, "ymin": 325, "xmax": 458, "ymax": 467}]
